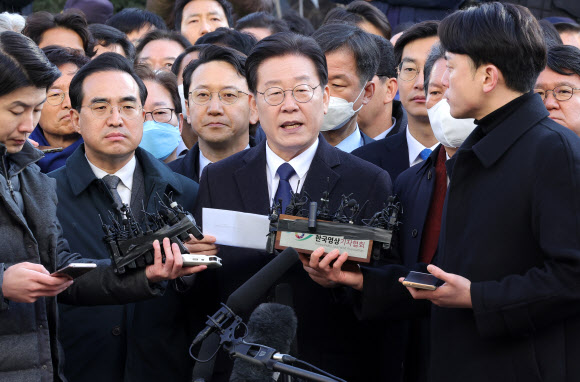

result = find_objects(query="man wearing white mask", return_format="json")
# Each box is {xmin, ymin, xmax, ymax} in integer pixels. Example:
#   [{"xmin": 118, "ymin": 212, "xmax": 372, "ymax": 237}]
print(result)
[
  {"xmin": 299, "ymin": 42, "xmax": 476, "ymax": 382},
  {"xmin": 353, "ymin": 21, "xmax": 440, "ymax": 181},
  {"xmin": 311, "ymin": 23, "xmax": 377, "ymax": 152}
]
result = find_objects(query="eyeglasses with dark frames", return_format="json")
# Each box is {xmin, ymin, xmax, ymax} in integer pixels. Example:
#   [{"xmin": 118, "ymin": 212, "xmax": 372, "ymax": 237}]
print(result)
[
  {"xmin": 534, "ymin": 85, "xmax": 580, "ymax": 101},
  {"xmin": 144, "ymin": 108, "xmax": 175, "ymax": 123}
]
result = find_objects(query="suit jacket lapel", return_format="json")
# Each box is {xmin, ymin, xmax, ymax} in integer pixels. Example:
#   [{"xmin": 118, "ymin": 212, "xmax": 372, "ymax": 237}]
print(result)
[
  {"xmin": 234, "ymin": 141, "xmax": 271, "ymax": 214},
  {"xmin": 302, "ymin": 137, "xmax": 341, "ymax": 199}
]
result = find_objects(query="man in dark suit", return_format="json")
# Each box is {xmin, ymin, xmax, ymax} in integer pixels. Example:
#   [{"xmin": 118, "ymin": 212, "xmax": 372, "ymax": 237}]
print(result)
[
  {"xmin": 49, "ymin": 53, "xmax": 209, "ymax": 382},
  {"xmin": 301, "ymin": 41, "xmax": 478, "ymax": 382},
  {"xmin": 169, "ymin": 45, "xmax": 257, "ymax": 183},
  {"xmin": 194, "ymin": 32, "xmax": 395, "ymax": 382},
  {"xmin": 353, "ymin": 21, "xmax": 440, "ymax": 181},
  {"xmin": 357, "ymin": 34, "xmax": 407, "ymax": 140},
  {"xmin": 311, "ymin": 23, "xmax": 378, "ymax": 152},
  {"xmin": 400, "ymin": 4, "xmax": 580, "ymax": 381}
]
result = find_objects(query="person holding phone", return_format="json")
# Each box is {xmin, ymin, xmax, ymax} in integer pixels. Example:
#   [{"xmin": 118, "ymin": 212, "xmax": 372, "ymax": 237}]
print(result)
[{"xmin": 0, "ymin": 32, "xmax": 206, "ymax": 381}]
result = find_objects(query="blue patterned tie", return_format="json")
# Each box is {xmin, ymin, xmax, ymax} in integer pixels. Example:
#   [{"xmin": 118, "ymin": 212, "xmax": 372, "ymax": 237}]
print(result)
[
  {"xmin": 419, "ymin": 148, "xmax": 432, "ymax": 161},
  {"xmin": 274, "ymin": 163, "xmax": 296, "ymax": 213}
]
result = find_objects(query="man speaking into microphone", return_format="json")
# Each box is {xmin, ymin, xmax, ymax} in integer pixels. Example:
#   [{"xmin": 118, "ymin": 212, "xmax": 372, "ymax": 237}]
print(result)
[{"xmin": 193, "ymin": 32, "xmax": 395, "ymax": 382}]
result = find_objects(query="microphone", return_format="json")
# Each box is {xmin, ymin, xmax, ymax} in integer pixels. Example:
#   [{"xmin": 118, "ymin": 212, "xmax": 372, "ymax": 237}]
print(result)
[
  {"xmin": 230, "ymin": 303, "xmax": 298, "ymax": 382},
  {"xmin": 191, "ymin": 247, "xmax": 299, "ymax": 348}
]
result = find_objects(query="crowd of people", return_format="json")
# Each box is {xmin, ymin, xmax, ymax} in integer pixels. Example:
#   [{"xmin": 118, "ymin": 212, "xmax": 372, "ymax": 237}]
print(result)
[{"xmin": 1, "ymin": 0, "xmax": 580, "ymax": 381}]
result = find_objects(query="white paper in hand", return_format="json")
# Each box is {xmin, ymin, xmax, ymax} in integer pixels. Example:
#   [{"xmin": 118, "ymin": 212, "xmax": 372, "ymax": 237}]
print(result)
[{"xmin": 202, "ymin": 208, "xmax": 270, "ymax": 251}]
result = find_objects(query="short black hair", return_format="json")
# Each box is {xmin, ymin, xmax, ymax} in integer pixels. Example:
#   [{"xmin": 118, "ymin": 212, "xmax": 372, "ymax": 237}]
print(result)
[
  {"xmin": 235, "ymin": 12, "xmax": 289, "ymax": 35},
  {"xmin": 106, "ymin": 8, "xmax": 167, "ymax": 36},
  {"xmin": 135, "ymin": 29, "xmax": 192, "ymax": 61},
  {"xmin": 88, "ymin": 24, "xmax": 135, "ymax": 60},
  {"xmin": 171, "ymin": 44, "xmax": 211, "ymax": 77},
  {"xmin": 196, "ymin": 27, "xmax": 257, "ymax": 56},
  {"xmin": 324, "ymin": 1, "xmax": 391, "ymax": 39},
  {"xmin": 182, "ymin": 45, "xmax": 247, "ymax": 101},
  {"xmin": 282, "ymin": 10, "xmax": 314, "ymax": 36},
  {"xmin": 393, "ymin": 20, "xmax": 439, "ymax": 65},
  {"xmin": 0, "ymin": 31, "xmax": 61, "ymax": 97},
  {"xmin": 423, "ymin": 42, "xmax": 446, "ymax": 96},
  {"xmin": 69, "ymin": 52, "xmax": 148, "ymax": 111},
  {"xmin": 312, "ymin": 23, "xmax": 379, "ymax": 86},
  {"xmin": 245, "ymin": 32, "xmax": 328, "ymax": 94},
  {"xmin": 371, "ymin": 34, "xmax": 396, "ymax": 79},
  {"xmin": 42, "ymin": 45, "xmax": 90, "ymax": 70},
  {"xmin": 22, "ymin": 9, "xmax": 93, "ymax": 55},
  {"xmin": 546, "ymin": 44, "xmax": 580, "ymax": 78},
  {"xmin": 174, "ymin": 0, "xmax": 234, "ymax": 31},
  {"xmin": 134, "ymin": 63, "xmax": 182, "ymax": 114},
  {"xmin": 439, "ymin": 3, "xmax": 546, "ymax": 93},
  {"xmin": 539, "ymin": 19, "xmax": 563, "ymax": 48},
  {"xmin": 554, "ymin": 22, "xmax": 580, "ymax": 34}
]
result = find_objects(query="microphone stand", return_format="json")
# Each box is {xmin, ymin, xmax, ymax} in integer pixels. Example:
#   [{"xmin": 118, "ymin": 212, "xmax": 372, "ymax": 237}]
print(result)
[
  {"xmin": 224, "ymin": 338, "xmax": 339, "ymax": 382},
  {"xmin": 217, "ymin": 317, "xmax": 342, "ymax": 382}
]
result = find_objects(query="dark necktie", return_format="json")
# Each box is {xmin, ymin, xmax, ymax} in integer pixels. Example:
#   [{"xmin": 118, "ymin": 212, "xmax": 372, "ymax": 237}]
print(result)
[
  {"xmin": 418, "ymin": 147, "xmax": 447, "ymax": 264},
  {"xmin": 274, "ymin": 163, "xmax": 296, "ymax": 213},
  {"xmin": 102, "ymin": 174, "xmax": 123, "ymax": 210},
  {"xmin": 419, "ymin": 148, "xmax": 432, "ymax": 161}
]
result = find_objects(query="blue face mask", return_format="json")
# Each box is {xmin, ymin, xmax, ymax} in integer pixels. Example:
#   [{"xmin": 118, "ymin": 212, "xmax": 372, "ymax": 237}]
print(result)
[{"xmin": 139, "ymin": 121, "xmax": 181, "ymax": 160}]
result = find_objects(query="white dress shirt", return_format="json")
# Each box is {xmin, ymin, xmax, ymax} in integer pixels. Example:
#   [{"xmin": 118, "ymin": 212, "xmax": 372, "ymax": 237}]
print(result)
[
  {"xmin": 266, "ymin": 138, "xmax": 319, "ymax": 205},
  {"xmin": 87, "ymin": 155, "xmax": 136, "ymax": 205},
  {"xmin": 199, "ymin": 144, "xmax": 251, "ymax": 177},
  {"xmin": 406, "ymin": 126, "xmax": 439, "ymax": 166}
]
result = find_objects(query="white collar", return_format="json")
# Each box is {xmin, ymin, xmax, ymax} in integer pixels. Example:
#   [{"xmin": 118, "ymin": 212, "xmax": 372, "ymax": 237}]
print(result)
[
  {"xmin": 198, "ymin": 143, "xmax": 251, "ymax": 176},
  {"xmin": 335, "ymin": 124, "xmax": 364, "ymax": 153},
  {"xmin": 406, "ymin": 125, "xmax": 438, "ymax": 166},
  {"xmin": 266, "ymin": 138, "xmax": 318, "ymax": 183},
  {"xmin": 86, "ymin": 154, "xmax": 136, "ymax": 191}
]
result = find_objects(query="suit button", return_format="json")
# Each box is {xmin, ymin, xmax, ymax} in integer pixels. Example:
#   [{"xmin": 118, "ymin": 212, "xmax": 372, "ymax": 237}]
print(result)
[
  {"xmin": 42, "ymin": 365, "xmax": 47, "ymax": 370},
  {"xmin": 411, "ymin": 229, "xmax": 418, "ymax": 237},
  {"xmin": 427, "ymin": 170, "xmax": 433, "ymax": 180},
  {"xmin": 111, "ymin": 326, "xmax": 122, "ymax": 336}
]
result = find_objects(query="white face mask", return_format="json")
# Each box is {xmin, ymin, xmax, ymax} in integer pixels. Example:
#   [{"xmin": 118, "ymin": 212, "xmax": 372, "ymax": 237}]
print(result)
[
  {"xmin": 178, "ymin": 83, "xmax": 187, "ymax": 118},
  {"xmin": 427, "ymin": 99, "xmax": 476, "ymax": 148},
  {"xmin": 320, "ymin": 87, "xmax": 365, "ymax": 132}
]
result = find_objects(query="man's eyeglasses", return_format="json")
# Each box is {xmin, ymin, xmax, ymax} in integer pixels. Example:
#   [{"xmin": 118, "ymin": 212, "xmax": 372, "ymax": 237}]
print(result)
[
  {"xmin": 257, "ymin": 84, "xmax": 320, "ymax": 106},
  {"xmin": 144, "ymin": 108, "xmax": 175, "ymax": 123},
  {"xmin": 397, "ymin": 61, "xmax": 421, "ymax": 82},
  {"xmin": 534, "ymin": 85, "xmax": 580, "ymax": 101},
  {"xmin": 189, "ymin": 89, "xmax": 248, "ymax": 106},
  {"xmin": 81, "ymin": 101, "xmax": 142, "ymax": 120},
  {"xmin": 46, "ymin": 90, "xmax": 69, "ymax": 106}
]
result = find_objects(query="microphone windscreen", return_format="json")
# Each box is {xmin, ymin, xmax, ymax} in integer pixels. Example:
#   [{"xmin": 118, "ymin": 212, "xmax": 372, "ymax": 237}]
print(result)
[
  {"xmin": 246, "ymin": 303, "xmax": 297, "ymax": 354},
  {"xmin": 226, "ymin": 247, "xmax": 299, "ymax": 314},
  {"xmin": 230, "ymin": 303, "xmax": 298, "ymax": 382}
]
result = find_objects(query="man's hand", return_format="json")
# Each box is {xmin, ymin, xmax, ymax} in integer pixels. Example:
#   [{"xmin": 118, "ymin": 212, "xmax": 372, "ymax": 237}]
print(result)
[
  {"xmin": 2, "ymin": 262, "xmax": 74, "ymax": 303},
  {"xmin": 399, "ymin": 264, "xmax": 472, "ymax": 308},
  {"xmin": 145, "ymin": 238, "xmax": 207, "ymax": 283},
  {"xmin": 184, "ymin": 234, "xmax": 218, "ymax": 256},
  {"xmin": 300, "ymin": 247, "xmax": 364, "ymax": 290}
]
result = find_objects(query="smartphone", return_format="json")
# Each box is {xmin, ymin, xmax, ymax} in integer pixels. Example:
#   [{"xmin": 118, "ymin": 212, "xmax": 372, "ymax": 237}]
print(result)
[
  {"xmin": 181, "ymin": 254, "xmax": 222, "ymax": 269},
  {"xmin": 51, "ymin": 263, "xmax": 97, "ymax": 279},
  {"xmin": 402, "ymin": 271, "xmax": 443, "ymax": 291}
]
